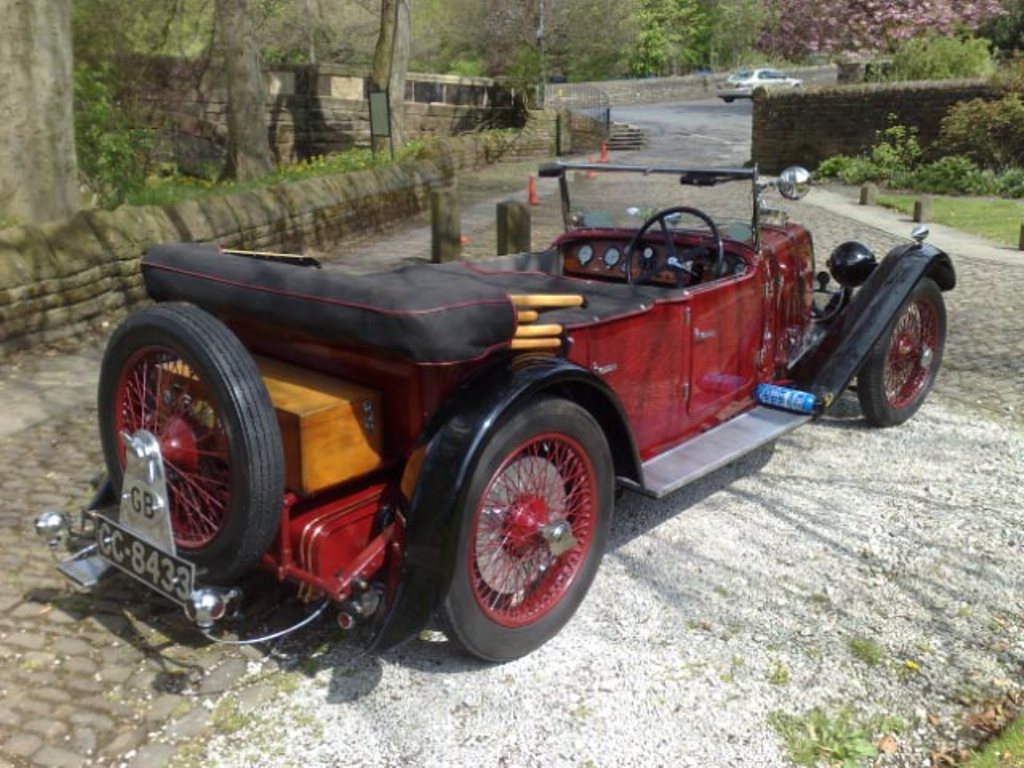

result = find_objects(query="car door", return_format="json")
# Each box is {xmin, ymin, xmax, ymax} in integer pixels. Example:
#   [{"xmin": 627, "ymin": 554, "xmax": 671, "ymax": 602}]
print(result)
[
  {"xmin": 684, "ymin": 264, "xmax": 766, "ymax": 426},
  {"xmin": 571, "ymin": 301, "xmax": 690, "ymax": 460}
]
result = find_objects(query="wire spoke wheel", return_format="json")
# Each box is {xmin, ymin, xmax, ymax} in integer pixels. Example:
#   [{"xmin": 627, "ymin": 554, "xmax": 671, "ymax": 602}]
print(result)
[
  {"xmin": 882, "ymin": 299, "xmax": 938, "ymax": 409},
  {"xmin": 99, "ymin": 304, "xmax": 284, "ymax": 583},
  {"xmin": 442, "ymin": 397, "xmax": 613, "ymax": 661},
  {"xmin": 113, "ymin": 347, "xmax": 232, "ymax": 550},
  {"xmin": 858, "ymin": 278, "xmax": 946, "ymax": 427},
  {"xmin": 471, "ymin": 434, "xmax": 597, "ymax": 628}
]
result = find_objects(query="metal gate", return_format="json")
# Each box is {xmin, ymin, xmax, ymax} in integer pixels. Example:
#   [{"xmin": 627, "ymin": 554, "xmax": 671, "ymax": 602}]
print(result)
[{"xmin": 544, "ymin": 83, "xmax": 610, "ymax": 137}]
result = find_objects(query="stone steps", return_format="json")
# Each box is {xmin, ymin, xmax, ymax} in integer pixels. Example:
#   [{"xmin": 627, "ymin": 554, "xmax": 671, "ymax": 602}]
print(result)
[{"xmin": 607, "ymin": 122, "xmax": 647, "ymax": 150}]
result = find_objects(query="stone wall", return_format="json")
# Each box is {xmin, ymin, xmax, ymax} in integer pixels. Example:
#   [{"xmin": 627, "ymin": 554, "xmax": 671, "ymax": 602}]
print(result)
[
  {"xmin": 556, "ymin": 65, "xmax": 838, "ymax": 106},
  {"xmin": 130, "ymin": 59, "xmax": 522, "ymax": 168},
  {"xmin": 752, "ymin": 79, "xmax": 999, "ymax": 173},
  {"xmin": 0, "ymin": 121, "xmax": 558, "ymax": 358}
]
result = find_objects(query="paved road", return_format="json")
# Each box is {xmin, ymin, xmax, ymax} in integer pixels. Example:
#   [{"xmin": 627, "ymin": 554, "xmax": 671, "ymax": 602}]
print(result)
[
  {"xmin": 613, "ymin": 99, "xmax": 753, "ymax": 166},
  {"xmin": 1, "ymin": 106, "xmax": 1022, "ymax": 767}
]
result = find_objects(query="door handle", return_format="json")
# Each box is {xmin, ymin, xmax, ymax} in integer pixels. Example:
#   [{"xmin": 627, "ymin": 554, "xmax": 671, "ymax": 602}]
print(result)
[{"xmin": 693, "ymin": 328, "xmax": 716, "ymax": 341}]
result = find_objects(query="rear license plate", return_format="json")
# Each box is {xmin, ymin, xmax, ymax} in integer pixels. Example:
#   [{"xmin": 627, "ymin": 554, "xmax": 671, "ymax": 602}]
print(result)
[{"xmin": 96, "ymin": 514, "xmax": 195, "ymax": 605}]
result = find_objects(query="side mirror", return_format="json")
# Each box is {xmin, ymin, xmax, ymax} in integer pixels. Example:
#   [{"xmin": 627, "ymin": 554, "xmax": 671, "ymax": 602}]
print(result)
[{"xmin": 777, "ymin": 166, "xmax": 811, "ymax": 200}]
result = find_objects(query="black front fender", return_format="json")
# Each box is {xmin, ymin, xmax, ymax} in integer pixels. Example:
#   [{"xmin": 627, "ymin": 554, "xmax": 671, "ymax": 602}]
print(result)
[
  {"xmin": 369, "ymin": 356, "xmax": 639, "ymax": 652},
  {"xmin": 792, "ymin": 242, "xmax": 954, "ymax": 406}
]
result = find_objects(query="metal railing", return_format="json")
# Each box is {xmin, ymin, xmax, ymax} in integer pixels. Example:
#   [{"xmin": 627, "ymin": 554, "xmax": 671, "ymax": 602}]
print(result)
[{"xmin": 544, "ymin": 82, "xmax": 610, "ymax": 136}]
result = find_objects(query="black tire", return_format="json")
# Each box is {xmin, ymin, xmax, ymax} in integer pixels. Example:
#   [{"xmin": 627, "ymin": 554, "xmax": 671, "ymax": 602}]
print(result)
[
  {"xmin": 723, "ymin": 97, "xmax": 734, "ymax": 103},
  {"xmin": 441, "ymin": 397, "xmax": 614, "ymax": 661},
  {"xmin": 857, "ymin": 278, "xmax": 946, "ymax": 427},
  {"xmin": 98, "ymin": 303, "xmax": 284, "ymax": 584}
]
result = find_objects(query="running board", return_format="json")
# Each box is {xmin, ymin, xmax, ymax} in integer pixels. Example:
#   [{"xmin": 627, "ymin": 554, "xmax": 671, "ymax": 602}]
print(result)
[{"xmin": 639, "ymin": 406, "xmax": 811, "ymax": 498}]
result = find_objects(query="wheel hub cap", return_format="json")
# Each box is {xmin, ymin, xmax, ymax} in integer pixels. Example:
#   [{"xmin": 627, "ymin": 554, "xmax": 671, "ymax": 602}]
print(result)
[
  {"xmin": 920, "ymin": 344, "xmax": 933, "ymax": 369},
  {"xmin": 159, "ymin": 415, "xmax": 199, "ymax": 471},
  {"xmin": 505, "ymin": 497, "xmax": 549, "ymax": 552},
  {"xmin": 539, "ymin": 519, "xmax": 577, "ymax": 557}
]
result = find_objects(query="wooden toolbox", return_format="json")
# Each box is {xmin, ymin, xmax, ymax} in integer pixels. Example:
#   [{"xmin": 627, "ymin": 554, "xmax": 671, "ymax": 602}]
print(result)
[{"xmin": 255, "ymin": 357, "xmax": 382, "ymax": 496}]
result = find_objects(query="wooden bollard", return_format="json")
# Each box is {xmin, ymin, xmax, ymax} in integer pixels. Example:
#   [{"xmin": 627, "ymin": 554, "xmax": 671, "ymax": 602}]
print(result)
[
  {"xmin": 859, "ymin": 183, "xmax": 878, "ymax": 206},
  {"xmin": 431, "ymin": 188, "xmax": 460, "ymax": 264},
  {"xmin": 1019, "ymin": 223, "xmax": 1024, "ymax": 251},
  {"xmin": 913, "ymin": 196, "xmax": 932, "ymax": 223},
  {"xmin": 496, "ymin": 200, "xmax": 531, "ymax": 255}
]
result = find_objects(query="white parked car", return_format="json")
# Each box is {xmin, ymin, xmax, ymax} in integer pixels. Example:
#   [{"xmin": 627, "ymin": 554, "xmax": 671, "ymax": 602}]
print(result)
[{"xmin": 717, "ymin": 68, "xmax": 802, "ymax": 102}]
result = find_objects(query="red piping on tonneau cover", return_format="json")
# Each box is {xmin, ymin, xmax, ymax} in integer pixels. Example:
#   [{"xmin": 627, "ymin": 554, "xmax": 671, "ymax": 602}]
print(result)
[{"xmin": 143, "ymin": 262, "xmax": 515, "ymax": 318}]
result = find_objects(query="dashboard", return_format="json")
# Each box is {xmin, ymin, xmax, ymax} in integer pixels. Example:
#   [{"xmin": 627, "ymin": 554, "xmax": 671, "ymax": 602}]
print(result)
[{"xmin": 561, "ymin": 236, "xmax": 746, "ymax": 286}]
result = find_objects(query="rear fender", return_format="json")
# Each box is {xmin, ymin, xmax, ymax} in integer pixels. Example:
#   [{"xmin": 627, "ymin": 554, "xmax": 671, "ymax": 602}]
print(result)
[
  {"xmin": 791, "ymin": 242, "xmax": 954, "ymax": 407},
  {"xmin": 369, "ymin": 357, "xmax": 639, "ymax": 652}
]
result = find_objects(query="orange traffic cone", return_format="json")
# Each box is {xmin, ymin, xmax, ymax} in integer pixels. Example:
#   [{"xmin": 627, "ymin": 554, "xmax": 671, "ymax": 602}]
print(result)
[
  {"xmin": 599, "ymin": 141, "xmax": 609, "ymax": 163},
  {"xmin": 527, "ymin": 174, "xmax": 540, "ymax": 206},
  {"xmin": 460, "ymin": 235, "xmax": 470, "ymax": 245}
]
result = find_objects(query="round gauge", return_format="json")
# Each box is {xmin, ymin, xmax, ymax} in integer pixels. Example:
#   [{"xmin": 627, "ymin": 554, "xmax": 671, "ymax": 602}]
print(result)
[
  {"xmin": 577, "ymin": 244, "xmax": 594, "ymax": 266},
  {"xmin": 641, "ymin": 246, "xmax": 656, "ymax": 261},
  {"xmin": 603, "ymin": 247, "xmax": 621, "ymax": 269}
]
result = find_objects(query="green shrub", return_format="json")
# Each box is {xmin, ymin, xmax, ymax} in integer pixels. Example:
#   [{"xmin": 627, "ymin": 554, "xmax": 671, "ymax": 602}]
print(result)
[
  {"xmin": 908, "ymin": 156, "xmax": 996, "ymax": 195},
  {"xmin": 815, "ymin": 155, "xmax": 883, "ymax": 185},
  {"xmin": 889, "ymin": 34, "xmax": 995, "ymax": 81},
  {"xmin": 869, "ymin": 122, "xmax": 921, "ymax": 186},
  {"xmin": 995, "ymin": 167, "xmax": 1024, "ymax": 198},
  {"xmin": 74, "ymin": 65, "xmax": 152, "ymax": 209},
  {"xmin": 940, "ymin": 95, "xmax": 1024, "ymax": 171},
  {"xmin": 991, "ymin": 58, "xmax": 1024, "ymax": 94},
  {"xmin": 816, "ymin": 121, "xmax": 921, "ymax": 187}
]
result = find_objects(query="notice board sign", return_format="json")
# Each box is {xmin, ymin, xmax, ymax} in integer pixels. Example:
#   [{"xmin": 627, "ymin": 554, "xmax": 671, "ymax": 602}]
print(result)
[{"xmin": 368, "ymin": 89, "xmax": 393, "ymax": 158}]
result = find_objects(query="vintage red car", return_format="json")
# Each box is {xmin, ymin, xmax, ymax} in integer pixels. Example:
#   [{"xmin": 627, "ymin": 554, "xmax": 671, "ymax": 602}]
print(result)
[{"xmin": 37, "ymin": 161, "xmax": 954, "ymax": 661}]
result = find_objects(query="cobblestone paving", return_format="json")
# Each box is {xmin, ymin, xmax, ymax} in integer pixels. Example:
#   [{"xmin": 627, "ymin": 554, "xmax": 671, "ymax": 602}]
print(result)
[{"xmin": 0, "ymin": 166, "xmax": 1021, "ymax": 767}]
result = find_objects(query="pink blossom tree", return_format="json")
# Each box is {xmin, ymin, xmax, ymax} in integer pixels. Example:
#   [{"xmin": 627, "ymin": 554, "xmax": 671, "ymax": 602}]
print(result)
[{"xmin": 759, "ymin": 0, "xmax": 1006, "ymax": 58}]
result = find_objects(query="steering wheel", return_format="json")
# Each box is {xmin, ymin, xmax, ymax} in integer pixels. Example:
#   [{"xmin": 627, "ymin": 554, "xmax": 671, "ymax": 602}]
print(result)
[{"xmin": 624, "ymin": 206, "xmax": 725, "ymax": 286}]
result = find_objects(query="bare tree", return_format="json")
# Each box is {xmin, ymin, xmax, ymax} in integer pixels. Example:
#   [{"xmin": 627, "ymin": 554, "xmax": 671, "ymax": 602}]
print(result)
[
  {"xmin": 215, "ymin": 0, "xmax": 273, "ymax": 180},
  {"xmin": 370, "ymin": 0, "xmax": 411, "ymax": 149},
  {"xmin": 0, "ymin": 0, "xmax": 78, "ymax": 224}
]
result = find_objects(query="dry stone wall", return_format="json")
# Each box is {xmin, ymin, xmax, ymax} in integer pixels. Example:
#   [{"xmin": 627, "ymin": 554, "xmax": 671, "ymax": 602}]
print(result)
[{"xmin": 0, "ymin": 123, "xmax": 558, "ymax": 358}]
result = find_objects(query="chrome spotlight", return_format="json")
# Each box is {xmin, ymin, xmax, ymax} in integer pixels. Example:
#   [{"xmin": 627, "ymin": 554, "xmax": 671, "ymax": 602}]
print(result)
[
  {"xmin": 34, "ymin": 510, "xmax": 69, "ymax": 546},
  {"xmin": 187, "ymin": 588, "xmax": 238, "ymax": 629}
]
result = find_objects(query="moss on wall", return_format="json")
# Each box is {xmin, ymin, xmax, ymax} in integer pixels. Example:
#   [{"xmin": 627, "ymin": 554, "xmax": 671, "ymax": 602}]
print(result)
[{"xmin": 0, "ymin": 120, "xmax": 558, "ymax": 357}]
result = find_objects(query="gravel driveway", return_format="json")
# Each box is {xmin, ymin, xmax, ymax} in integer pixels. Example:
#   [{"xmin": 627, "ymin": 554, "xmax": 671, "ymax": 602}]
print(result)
[{"xmin": 190, "ymin": 394, "xmax": 1023, "ymax": 768}]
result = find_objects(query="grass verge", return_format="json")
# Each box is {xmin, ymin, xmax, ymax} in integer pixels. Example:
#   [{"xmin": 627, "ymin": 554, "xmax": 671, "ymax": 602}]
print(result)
[
  {"xmin": 876, "ymin": 194, "xmax": 1024, "ymax": 247},
  {"xmin": 126, "ymin": 143, "xmax": 429, "ymax": 208},
  {"xmin": 964, "ymin": 705, "xmax": 1024, "ymax": 767}
]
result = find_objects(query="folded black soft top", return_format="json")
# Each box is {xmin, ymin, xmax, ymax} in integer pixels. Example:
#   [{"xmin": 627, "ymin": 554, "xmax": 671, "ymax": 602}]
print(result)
[{"xmin": 142, "ymin": 244, "xmax": 658, "ymax": 364}]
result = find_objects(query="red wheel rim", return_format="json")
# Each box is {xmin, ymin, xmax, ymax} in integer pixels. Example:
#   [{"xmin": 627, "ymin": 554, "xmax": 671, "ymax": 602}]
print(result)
[
  {"xmin": 113, "ymin": 346, "xmax": 232, "ymax": 549},
  {"xmin": 469, "ymin": 433, "xmax": 597, "ymax": 628},
  {"xmin": 884, "ymin": 296, "xmax": 939, "ymax": 409}
]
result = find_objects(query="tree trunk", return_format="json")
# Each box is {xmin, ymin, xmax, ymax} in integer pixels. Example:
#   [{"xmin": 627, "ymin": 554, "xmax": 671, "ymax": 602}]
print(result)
[
  {"xmin": 0, "ymin": 0, "xmax": 78, "ymax": 225},
  {"xmin": 215, "ymin": 0, "xmax": 272, "ymax": 181},
  {"xmin": 370, "ymin": 0, "xmax": 411, "ymax": 151}
]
